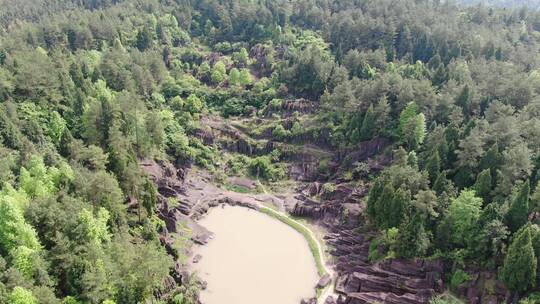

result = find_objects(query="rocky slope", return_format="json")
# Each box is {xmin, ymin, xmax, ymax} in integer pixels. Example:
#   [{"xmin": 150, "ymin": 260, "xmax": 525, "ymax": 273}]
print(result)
[{"xmin": 142, "ymin": 106, "xmax": 511, "ymax": 304}]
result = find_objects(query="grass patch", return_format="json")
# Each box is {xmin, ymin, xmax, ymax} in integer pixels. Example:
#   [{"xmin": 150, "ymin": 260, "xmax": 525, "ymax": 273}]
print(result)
[
  {"xmin": 430, "ymin": 293, "xmax": 465, "ymax": 304},
  {"xmin": 259, "ymin": 206, "xmax": 326, "ymax": 277},
  {"xmin": 224, "ymin": 183, "xmax": 252, "ymax": 193}
]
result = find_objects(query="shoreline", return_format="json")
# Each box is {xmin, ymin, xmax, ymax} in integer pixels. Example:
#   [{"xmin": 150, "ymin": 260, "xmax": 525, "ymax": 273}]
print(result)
[{"xmin": 189, "ymin": 200, "xmax": 336, "ymax": 303}]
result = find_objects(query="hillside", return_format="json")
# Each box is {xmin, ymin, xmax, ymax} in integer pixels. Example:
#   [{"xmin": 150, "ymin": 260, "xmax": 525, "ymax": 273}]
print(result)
[{"xmin": 0, "ymin": 0, "xmax": 540, "ymax": 303}]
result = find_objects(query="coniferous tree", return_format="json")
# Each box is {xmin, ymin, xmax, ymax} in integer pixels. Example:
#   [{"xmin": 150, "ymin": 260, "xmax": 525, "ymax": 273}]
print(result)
[
  {"xmin": 480, "ymin": 143, "xmax": 502, "ymax": 177},
  {"xmin": 136, "ymin": 27, "xmax": 153, "ymax": 51},
  {"xmin": 399, "ymin": 102, "xmax": 418, "ymax": 136},
  {"xmin": 387, "ymin": 188, "xmax": 410, "ymax": 228},
  {"xmin": 375, "ymin": 183, "xmax": 395, "ymax": 229},
  {"xmin": 359, "ymin": 104, "xmax": 375, "ymax": 141},
  {"xmin": 396, "ymin": 213, "xmax": 430, "ymax": 258},
  {"xmin": 455, "ymin": 85, "xmax": 471, "ymax": 118},
  {"xmin": 473, "ymin": 169, "xmax": 492, "ymax": 202},
  {"xmin": 507, "ymin": 181, "xmax": 530, "ymax": 233},
  {"xmin": 433, "ymin": 171, "xmax": 450, "ymax": 195},
  {"xmin": 366, "ymin": 180, "xmax": 383, "ymax": 225},
  {"xmin": 501, "ymin": 225, "xmax": 537, "ymax": 295},
  {"xmin": 399, "ymin": 102, "xmax": 426, "ymax": 149},
  {"xmin": 432, "ymin": 64, "xmax": 448, "ymax": 87},
  {"xmin": 425, "ymin": 150, "xmax": 441, "ymax": 183},
  {"xmin": 142, "ymin": 178, "xmax": 158, "ymax": 217},
  {"xmin": 407, "ymin": 151, "xmax": 418, "ymax": 168}
]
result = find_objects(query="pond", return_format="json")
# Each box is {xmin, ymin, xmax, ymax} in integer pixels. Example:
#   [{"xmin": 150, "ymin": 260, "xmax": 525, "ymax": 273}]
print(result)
[{"xmin": 191, "ymin": 205, "xmax": 319, "ymax": 304}]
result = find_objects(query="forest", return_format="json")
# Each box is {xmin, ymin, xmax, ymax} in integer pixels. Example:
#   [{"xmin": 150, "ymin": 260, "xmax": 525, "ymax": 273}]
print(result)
[{"xmin": 0, "ymin": 0, "xmax": 540, "ymax": 303}]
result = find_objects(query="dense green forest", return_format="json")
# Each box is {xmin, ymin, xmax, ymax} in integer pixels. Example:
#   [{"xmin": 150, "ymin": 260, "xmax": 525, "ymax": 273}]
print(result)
[
  {"xmin": 460, "ymin": 0, "xmax": 540, "ymax": 9},
  {"xmin": 1, "ymin": 0, "xmax": 540, "ymax": 303}
]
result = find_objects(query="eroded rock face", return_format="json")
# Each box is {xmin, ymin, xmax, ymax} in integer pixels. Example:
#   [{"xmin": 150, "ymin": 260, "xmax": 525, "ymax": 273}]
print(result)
[{"xmin": 325, "ymin": 227, "xmax": 443, "ymax": 304}]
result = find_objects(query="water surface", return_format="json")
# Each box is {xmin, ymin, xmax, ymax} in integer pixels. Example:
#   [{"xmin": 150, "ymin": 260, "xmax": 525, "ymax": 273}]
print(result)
[{"xmin": 192, "ymin": 205, "xmax": 319, "ymax": 304}]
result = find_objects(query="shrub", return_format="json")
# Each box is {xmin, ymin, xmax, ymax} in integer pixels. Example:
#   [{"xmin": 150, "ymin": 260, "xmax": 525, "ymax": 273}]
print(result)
[
  {"xmin": 272, "ymin": 124, "xmax": 290, "ymax": 140},
  {"xmin": 450, "ymin": 269, "xmax": 471, "ymax": 290},
  {"xmin": 249, "ymin": 156, "xmax": 285, "ymax": 181}
]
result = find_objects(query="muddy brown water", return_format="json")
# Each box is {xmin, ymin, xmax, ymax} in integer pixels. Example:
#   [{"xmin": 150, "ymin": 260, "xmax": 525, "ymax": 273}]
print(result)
[{"xmin": 192, "ymin": 205, "xmax": 319, "ymax": 304}]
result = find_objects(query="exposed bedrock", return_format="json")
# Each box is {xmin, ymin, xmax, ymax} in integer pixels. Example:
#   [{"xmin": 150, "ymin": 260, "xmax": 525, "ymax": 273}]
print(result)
[{"xmin": 325, "ymin": 227, "xmax": 443, "ymax": 304}]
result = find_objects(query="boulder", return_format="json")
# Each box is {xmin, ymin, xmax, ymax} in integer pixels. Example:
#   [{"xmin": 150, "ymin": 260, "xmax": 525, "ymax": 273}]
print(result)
[
  {"xmin": 317, "ymin": 274, "xmax": 332, "ymax": 288},
  {"xmin": 325, "ymin": 296, "xmax": 337, "ymax": 304},
  {"xmin": 192, "ymin": 254, "xmax": 203, "ymax": 264},
  {"xmin": 301, "ymin": 298, "xmax": 317, "ymax": 304}
]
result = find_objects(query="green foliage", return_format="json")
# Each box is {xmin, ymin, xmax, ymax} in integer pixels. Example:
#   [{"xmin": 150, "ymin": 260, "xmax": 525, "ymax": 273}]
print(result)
[
  {"xmin": 501, "ymin": 225, "xmax": 537, "ymax": 294},
  {"xmin": 226, "ymin": 154, "xmax": 251, "ymax": 175},
  {"xmin": 233, "ymin": 48, "xmax": 249, "ymax": 66},
  {"xmin": 142, "ymin": 179, "xmax": 158, "ymax": 216},
  {"xmin": 211, "ymin": 62, "xmax": 227, "ymax": 84},
  {"xmin": 249, "ymin": 156, "xmax": 285, "ymax": 181},
  {"xmin": 359, "ymin": 104, "xmax": 375, "ymax": 141},
  {"xmin": 399, "ymin": 102, "xmax": 426, "ymax": 149},
  {"xmin": 272, "ymin": 124, "xmax": 290, "ymax": 141},
  {"xmin": 76, "ymin": 208, "xmax": 111, "ymax": 245},
  {"xmin": 185, "ymin": 94, "xmax": 204, "ymax": 114},
  {"xmin": 473, "ymin": 169, "xmax": 492, "ymax": 202},
  {"xmin": 396, "ymin": 213, "xmax": 431, "ymax": 258},
  {"xmin": 366, "ymin": 180, "xmax": 384, "ymax": 224},
  {"xmin": 1, "ymin": 0, "xmax": 540, "ymax": 300},
  {"xmin": 519, "ymin": 293, "xmax": 540, "ymax": 304},
  {"xmin": 19, "ymin": 156, "xmax": 73, "ymax": 199},
  {"xmin": 373, "ymin": 183, "xmax": 395, "ymax": 229},
  {"xmin": 9, "ymin": 286, "xmax": 37, "ymax": 304},
  {"xmin": 0, "ymin": 191, "xmax": 41, "ymax": 254},
  {"xmin": 450, "ymin": 269, "xmax": 471, "ymax": 290},
  {"xmin": 444, "ymin": 190, "xmax": 483, "ymax": 247},
  {"xmin": 229, "ymin": 68, "xmax": 241, "ymax": 86},
  {"xmin": 425, "ymin": 150, "xmax": 441, "ymax": 183},
  {"xmin": 109, "ymin": 238, "xmax": 173, "ymax": 303},
  {"xmin": 399, "ymin": 102, "xmax": 419, "ymax": 137},
  {"xmin": 10, "ymin": 245, "xmax": 38, "ymax": 278},
  {"xmin": 238, "ymin": 69, "xmax": 252, "ymax": 86},
  {"xmin": 507, "ymin": 181, "xmax": 530, "ymax": 233},
  {"xmin": 429, "ymin": 295, "xmax": 462, "ymax": 304}
]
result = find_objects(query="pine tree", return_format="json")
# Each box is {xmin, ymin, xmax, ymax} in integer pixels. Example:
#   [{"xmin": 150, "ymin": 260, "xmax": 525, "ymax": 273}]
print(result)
[
  {"xmin": 455, "ymin": 85, "xmax": 471, "ymax": 117},
  {"xmin": 229, "ymin": 67, "xmax": 241, "ymax": 86},
  {"xmin": 374, "ymin": 183, "xmax": 395, "ymax": 229},
  {"xmin": 507, "ymin": 181, "xmax": 530, "ymax": 233},
  {"xmin": 433, "ymin": 171, "xmax": 449, "ymax": 195},
  {"xmin": 359, "ymin": 104, "xmax": 375, "ymax": 140},
  {"xmin": 473, "ymin": 169, "xmax": 492, "ymax": 202},
  {"xmin": 501, "ymin": 225, "xmax": 537, "ymax": 294},
  {"xmin": 399, "ymin": 102, "xmax": 418, "ymax": 135},
  {"xmin": 387, "ymin": 189, "xmax": 410, "ymax": 228},
  {"xmin": 396, "ymin": 213, "xmax": 430, "ymax": 258},
  {"xmin": 425, "ymin": 150, "xmax": 441, "ymax": 183},
  {"xmin": 366, "ymin": 180, "xmax": 383, "ymax": 225},
  {"xmin": 407, "ymin": 151, "xmax": 418, "ymax": 168},
  {"xmin": 142, "ymin": 178, "xmax": 157, "ymax": 217},
  {"xmin": 136, "ymin": 27, "xmax": 153, "ymax": 51},
  {"xmin": 479, "ymin": 143, "xmax": 502, "ymax": 181},
  {"xmin": 399, "ymin": 102, "xmax": 426, "ymax": 149},
  {"xmin": 432, "ymin": 64, "xmax": 448, "ymax": 88}
]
